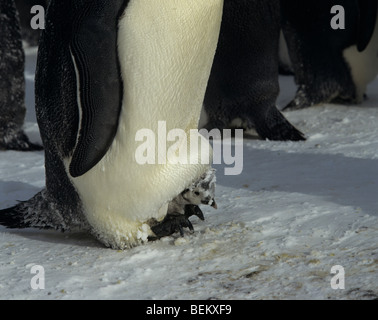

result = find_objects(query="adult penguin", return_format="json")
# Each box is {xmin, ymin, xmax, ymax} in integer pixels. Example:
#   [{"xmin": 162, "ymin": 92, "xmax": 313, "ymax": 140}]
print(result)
[
  {"xmin": 0, "ymin": 0, "xmax": 42, "ymax": 150},
  {"xmin": 281, "ymin": 0, "xmax": 378, "ymax": 110},
  {"xmin": 202, "ymin": 0, "xmax": 305, "ymax": 141},
  {"xmin": 0, "ymin": 0, "xmax": 224, "ymax": 249}
]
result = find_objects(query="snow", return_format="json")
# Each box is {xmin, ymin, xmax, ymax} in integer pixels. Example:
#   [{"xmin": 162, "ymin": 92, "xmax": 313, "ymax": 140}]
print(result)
[{"xmin": 0, "ymin": 49, "xmax": 377, "ymax": 300}]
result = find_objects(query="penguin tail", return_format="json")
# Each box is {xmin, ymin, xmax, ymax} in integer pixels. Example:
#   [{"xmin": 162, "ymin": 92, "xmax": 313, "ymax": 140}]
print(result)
[
  {"xmin": 0, "ymin": 205, "xmax": 31, "ymax": 229},
  {"xmin": 0, "ymin": 196, "xmax": 52, "ymax": 230}
]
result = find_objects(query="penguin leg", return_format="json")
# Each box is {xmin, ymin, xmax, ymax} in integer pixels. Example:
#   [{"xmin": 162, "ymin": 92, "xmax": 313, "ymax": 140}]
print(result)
[
  {"xmin": 281, "ymin": 0, "xmax": 359, "ymax": 111},
  {"xmin": 203, "ymin": 0, "xmax": 304, "ymax": 142},
  {"xmin": 0, "ymin": 1, "xmax": 43, "ymax": 151}
]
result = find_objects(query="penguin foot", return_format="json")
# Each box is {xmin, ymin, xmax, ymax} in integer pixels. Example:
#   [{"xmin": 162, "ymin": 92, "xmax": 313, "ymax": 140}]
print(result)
[
  {"xmin": 0, "ymin": 131, "xmax": 43, "ymax": 151},
  {"xmin": 149, "ymin": 205, "xmax": 204, "ymax": 241},
  {"xmin": 254, "ymin": 106, "xmax": 306, "ymax": 141},
  {"xmin": 283, "ymin": 85, "xmax": 358, "ymax": 111},
  {"xmin": 204, "ymin": 107, "xmax": 305, "ymax": 141},
  {"xmin": 283, "ymin": 95, "xmax": 357, "ymax": 111},
  {"xmin": 0, "ymin": 190, "xmax": 86, "ymax": 232},
  {"xmin": 149, "ymin": 214, "xmax": 194, "ymax": 240},
  {"xmin": 330, "ymin": 95, "xmax": 359, "ymax": 106}
]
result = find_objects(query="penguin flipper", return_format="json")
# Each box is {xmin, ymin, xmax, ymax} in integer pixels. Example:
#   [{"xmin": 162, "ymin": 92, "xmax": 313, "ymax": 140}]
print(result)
[
  {"xmin": 356, "ymin": 0, "xmax": 378, "ymax": 52},
  {"xmin": 68, "ymin": 1, "xmax": 125, "ymax": 178}
]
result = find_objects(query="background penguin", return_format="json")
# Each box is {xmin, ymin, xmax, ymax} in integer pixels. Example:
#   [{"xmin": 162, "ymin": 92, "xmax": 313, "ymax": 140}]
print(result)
[
  {"xmin": 0, "ymin": 0, "xmax": 42, "ymax": 151},
  {"xmin": 202, "ymin": 0, "xmax": 305, "ymax": 141},
  {"xmin": 14, "ymin": 0, "xmax": 49, "ymax": 47},
  {"xmin": 281, "ymin": 0, "xmax": 378, "ymax": 110},
  {"xmin": 0, "ymin": 0, "xmax": 223, "ymax": 249}
]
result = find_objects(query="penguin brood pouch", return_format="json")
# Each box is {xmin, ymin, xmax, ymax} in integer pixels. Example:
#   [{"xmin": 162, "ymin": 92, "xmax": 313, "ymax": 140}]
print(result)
[{"xmin": 0, "ymin": 0, "xmax": 223, "ymax": 249}]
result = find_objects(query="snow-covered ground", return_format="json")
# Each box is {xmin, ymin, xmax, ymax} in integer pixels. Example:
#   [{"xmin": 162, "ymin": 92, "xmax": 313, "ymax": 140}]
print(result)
[{"xmin": 0, "ymin": 48, "xmax": 377, "ymax": 300}]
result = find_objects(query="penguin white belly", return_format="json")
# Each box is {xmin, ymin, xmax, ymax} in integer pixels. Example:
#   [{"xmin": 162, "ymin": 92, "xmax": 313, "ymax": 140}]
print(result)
[
  {"xmin": 343, "ymin": 8, "xmax": 378, "ymax": 102},
  {"xmin": 67, "ymin": 0, "xmax": 224, "ymax": 249}
]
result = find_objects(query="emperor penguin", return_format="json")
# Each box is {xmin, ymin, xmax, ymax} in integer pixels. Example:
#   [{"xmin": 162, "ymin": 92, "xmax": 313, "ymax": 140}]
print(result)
[
  {"xmin": 281, "ymin": 0, "xmax": 378, "ymax": 110},
  {"xmin": 0, "ymin": 0, "xmax": 224, "ymax": 249},
  {"xmin": 0, "ymin": 0, "xmax": 42, "ymax": 151},
  {"xmin": 202, "ymin": 0, "xmax": 305, "ymax": 141}
]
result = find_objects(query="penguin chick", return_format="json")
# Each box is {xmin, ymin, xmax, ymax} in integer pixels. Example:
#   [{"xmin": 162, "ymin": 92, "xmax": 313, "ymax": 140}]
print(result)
[
  {"xmin": 149, "ymin": 169, "xmax": 217, "ymax": 240},
  {"xmin": 168, "ymin": 177, "xmax": 217, "ymax": 216}
]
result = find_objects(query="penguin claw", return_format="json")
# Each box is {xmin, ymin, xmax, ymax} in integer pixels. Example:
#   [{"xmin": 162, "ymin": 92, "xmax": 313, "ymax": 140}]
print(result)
[
  {"xmin": 178, "ymin": 218, "xmax": 194, "ymax": 237},
  {"xmin": 149, "ymin": 213, "xmax": 196, "ymax": 241},
  {"xmin": 254, "ymin": 106, "xmax": 306, "ymax": 141}
]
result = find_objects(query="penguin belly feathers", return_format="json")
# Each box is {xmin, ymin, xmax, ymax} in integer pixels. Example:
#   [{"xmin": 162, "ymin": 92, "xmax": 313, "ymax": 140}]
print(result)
[{"xmin": 0, "ymin": 0, "xmax": 224, "ymax": 249}]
